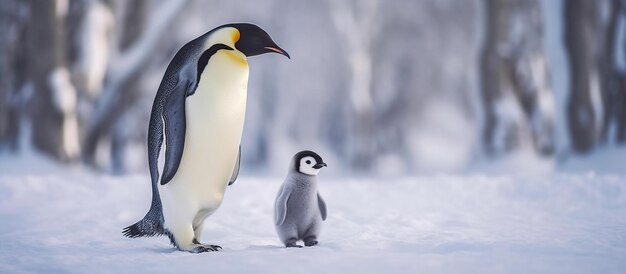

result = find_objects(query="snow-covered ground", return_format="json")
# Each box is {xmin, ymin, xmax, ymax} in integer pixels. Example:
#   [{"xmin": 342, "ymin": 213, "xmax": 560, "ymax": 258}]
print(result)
[{"xmin": 1, "ymin": 158, "xmax": 625, "ymax": 274}]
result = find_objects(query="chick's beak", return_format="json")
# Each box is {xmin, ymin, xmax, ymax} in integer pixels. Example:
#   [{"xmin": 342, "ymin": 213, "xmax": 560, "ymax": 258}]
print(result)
[
  {"xmin": 313, "ymin": 163, "xmax": 327, "ymax": 169},
  {"xmin": 264, "ymin": 46, "xmax": 290, "ymax": 59}
]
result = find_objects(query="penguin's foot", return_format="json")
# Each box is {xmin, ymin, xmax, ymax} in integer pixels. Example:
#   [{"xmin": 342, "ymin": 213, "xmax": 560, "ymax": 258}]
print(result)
[
  {"xmin": 188, "ymin": 244, "xmax": 221, "ymax": 253},
  {"xmin": 285, "ymin": 243, "xmax": 303, "ymax": 248},
  {"xmin": 304, "ymin": 240, "xmax": 318, "ymax": 247},
  {"xmin": 191, "ymin": 238, "xmax": 222, "ymax": 251},
  {"xmin": 202, "ymin": 244, "xmax": 222, "ymax": 251}
]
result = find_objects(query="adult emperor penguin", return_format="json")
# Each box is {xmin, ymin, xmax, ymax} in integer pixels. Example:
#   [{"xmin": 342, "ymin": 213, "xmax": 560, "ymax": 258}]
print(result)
[
  {"xmin": 275, "ymin": 150, "xmax": 327, "ymax": 247},
  {"xmin": 123, "ymin": 23, "xmax": 289, "ymax": 253}
]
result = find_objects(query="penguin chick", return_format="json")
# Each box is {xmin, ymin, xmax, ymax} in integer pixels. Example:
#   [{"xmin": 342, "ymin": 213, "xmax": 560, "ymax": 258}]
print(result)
[{"xmin": 274, "ymin": 150, "xmax": 328, "ymax": 247}]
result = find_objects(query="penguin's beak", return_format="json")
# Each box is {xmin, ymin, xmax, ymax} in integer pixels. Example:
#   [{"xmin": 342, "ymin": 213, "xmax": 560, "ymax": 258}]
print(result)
[
  {"xmin": 313, "ymin": 163, "xmax": 327, "ymax": 169},
  {"xmin": 264, "ymin": 46, "xmax": 290, "ymax": 59}
]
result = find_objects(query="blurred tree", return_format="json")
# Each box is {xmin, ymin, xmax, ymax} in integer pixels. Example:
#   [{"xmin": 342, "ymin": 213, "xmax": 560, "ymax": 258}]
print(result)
[
  {"xmin": 11, "ymin": 0, "xmax": 626, "ymax": 174},
  {"xmin": 0, "ymin": 0, "xmax": 26, "ymax": 151},
  {"xmin": 81, "ymin": 0, "xmax": 188, "ymax": 172},
  {"xmin": 599, "ymin": 0, "xmax": 626, "ymax": 144},
  {"xmin": 481, "ymin": 0, "xmax": 555, "ymax": 156},
  {"xmin": 0, "ymin": 0, "xmax": 187, "ymax": 172},
  {"xmin": 249, "ymin": 0, "xmax": 285, "ymax": 168},
  {"xmin": 330, "ymin": 0, "xmax": 380, "ymax": 170},
  {"xmin": 26, "ymin": 0, "xmax": 81, "ymax": 161},
  {"xmin": 564, "ymin": 0, "xmax": 602, "ymax": 153}
]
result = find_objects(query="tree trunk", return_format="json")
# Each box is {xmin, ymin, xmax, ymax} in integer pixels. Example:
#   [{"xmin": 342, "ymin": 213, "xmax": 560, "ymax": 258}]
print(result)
[
  {"xmin": 480, "ymin": 0, "xmax": 502, "ymax": 155},
  {"xmin": 348, "ymin": 48, "xmax": 375, "ymax": 170},
  {"xmin": 26, "ymin": 0, "xmax": 66, "ymax": 159},
  {"xmin": 329, "ymin": 0, "xmax": 379, "ymax": 170},
  {"xmin": 481, "ymin": 0, "xmax": 555, "ymax": 156},
  {"xmin": 16, "ymin": 0, "xmax": 83, "ymax": 161},
  {"xmin": 108, "ymin": 0, "xmax": 147, "ymax": 173},
  {"xmin": 0, "ymin": 0, "xmax": 26, "ymax": 151},
  {"xmin": 564, "ymin": 0, "xmax": 599, "ymax": 153},
  {"xmin": 598, "ymin": 0, "xmax": 626, "ymax": 144}
]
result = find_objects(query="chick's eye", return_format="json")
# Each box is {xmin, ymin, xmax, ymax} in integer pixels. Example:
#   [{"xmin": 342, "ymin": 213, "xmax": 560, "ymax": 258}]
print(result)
[{"xmin": 306, "ymin": 160, "xmax": 311, "ymax": 165}]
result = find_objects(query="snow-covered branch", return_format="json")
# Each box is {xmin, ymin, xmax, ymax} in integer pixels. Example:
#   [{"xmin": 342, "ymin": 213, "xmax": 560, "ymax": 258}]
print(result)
[
  {"xmin": 108, "ymin": 0, "xmax": 188, "ymax": 85},
  {"xmin": 83, "ymin": 0, "xmax": 189, "ymax": 166}
]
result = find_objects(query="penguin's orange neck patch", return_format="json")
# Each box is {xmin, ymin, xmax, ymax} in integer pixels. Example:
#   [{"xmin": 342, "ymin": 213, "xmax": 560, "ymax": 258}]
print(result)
[
  {"xmin": 231, "ymin": 29, "xmax": 241, "ymax": 44},
  {"xmin": 224, "ymin": 50, "xmax": 248, "ymax": 66},
  {"xmin": 227, "ymin": 29, "xmax": 246, "ymax": 65}
]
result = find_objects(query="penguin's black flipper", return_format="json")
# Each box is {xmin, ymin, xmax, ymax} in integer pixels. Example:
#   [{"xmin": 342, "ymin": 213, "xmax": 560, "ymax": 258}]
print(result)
[
  {"xmin": 228, "ymin": 145, "xmax": 241, "ymax": 186},
  {"xmin": 160, "ymin": 44, "xmax": 235, "ymax": 185},
  {"xmin": 160, "ymin": 79, "xmax": 192, "ymax": 185}
]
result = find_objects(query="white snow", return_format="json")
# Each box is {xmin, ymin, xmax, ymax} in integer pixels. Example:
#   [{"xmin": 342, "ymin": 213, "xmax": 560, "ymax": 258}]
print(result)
[
  {"xmin": 408, "ymin": 100, "xmax": 475, "ymax": 173},
  {"xmin": 1, "ymin": 154, "xmax": 625, "ymax": 273}
]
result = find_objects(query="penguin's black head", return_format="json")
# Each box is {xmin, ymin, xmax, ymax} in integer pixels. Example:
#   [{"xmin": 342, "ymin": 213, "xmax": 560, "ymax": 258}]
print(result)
[
  {"xmin": 293, "ymin": 150, "xmax": 327, "ymax": 176},
  {"xmin": 227, "ymin": 23, "xmax": 290, "ymax": 59}
]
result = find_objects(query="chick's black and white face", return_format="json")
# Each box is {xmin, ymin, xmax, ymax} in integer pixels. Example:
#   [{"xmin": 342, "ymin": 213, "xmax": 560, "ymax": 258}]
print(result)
[
  {"xmin": 294, "ymin": 151, "xmax": 327, "ymax": 176},
  {"xmin": 299, "ymin": 156, "xmax": 320, "ymax": 176}
]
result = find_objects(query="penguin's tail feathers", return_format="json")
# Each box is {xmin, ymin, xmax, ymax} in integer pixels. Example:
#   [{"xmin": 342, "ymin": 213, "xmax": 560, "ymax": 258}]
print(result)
[{"xmin": 122, "ymin": 209, "xmax": 165, "ymax": 238}]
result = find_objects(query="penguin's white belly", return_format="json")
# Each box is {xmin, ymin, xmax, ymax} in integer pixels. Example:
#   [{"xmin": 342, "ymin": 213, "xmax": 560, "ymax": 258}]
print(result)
[{"xmin": 160, "ymin": 50, "xmax": 249, "ymax": 224}]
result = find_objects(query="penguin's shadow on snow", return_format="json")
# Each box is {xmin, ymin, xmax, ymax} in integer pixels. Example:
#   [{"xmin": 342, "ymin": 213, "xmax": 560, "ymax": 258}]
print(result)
[
  {"xmin": 145, "ymin": 245, "xmax": 285, "ymax": 254},
  {"xmin": 143, "ymin": 244, "xmax": 332, "ymax": 254},
  {"xmin": 241, "ymin": 244, "xmax": 285, "ymax": 251},
  {"xmin": 150, "ymin": 247, "xmax": 180, "ymax": 254},
  {"xmin": 243, "ymin": 244, "xmax": 334, "ymax": 252}
]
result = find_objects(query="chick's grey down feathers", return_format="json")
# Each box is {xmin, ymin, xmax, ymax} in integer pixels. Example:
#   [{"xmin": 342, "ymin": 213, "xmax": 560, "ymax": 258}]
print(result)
[{"xmin": 275, "ymin": 157, "xmax": 327, "ymax": 247}]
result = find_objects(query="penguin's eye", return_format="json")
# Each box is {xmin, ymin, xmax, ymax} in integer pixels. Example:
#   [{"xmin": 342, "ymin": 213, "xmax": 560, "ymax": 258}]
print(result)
[{"xmin": 306, "ymin": 160, "xmax": 311, "ymax": 165}]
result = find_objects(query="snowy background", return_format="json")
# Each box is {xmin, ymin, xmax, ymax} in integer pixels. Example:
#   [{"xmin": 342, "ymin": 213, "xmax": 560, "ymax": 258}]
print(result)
[{"xmin": 2, "ymin": 0, "xmax": 626, "ymax": 273}]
